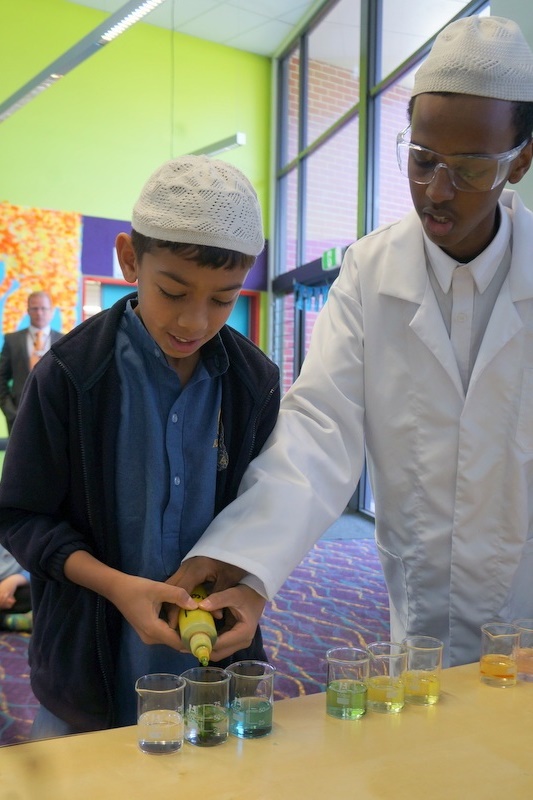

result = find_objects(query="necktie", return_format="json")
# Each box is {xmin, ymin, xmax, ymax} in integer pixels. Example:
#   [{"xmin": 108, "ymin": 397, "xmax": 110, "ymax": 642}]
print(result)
[{"xmin": 30, "ymin": 330, "xmax": 44, "ymax": 370}]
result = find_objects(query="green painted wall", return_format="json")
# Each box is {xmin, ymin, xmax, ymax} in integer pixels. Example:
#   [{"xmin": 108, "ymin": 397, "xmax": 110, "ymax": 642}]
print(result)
[
  {"xmin": 0, "ymin": 0, "xmax": 272, "ymax": 352},
  {"xmin": 0, "ymin": 0, "xmax": 271, "ymax": 226}
]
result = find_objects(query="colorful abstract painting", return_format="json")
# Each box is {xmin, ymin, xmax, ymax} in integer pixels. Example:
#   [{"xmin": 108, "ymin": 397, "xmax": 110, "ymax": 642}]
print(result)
[{"xmin": 0, "ymin": 203, "xmax": 82, "ymax": 345}]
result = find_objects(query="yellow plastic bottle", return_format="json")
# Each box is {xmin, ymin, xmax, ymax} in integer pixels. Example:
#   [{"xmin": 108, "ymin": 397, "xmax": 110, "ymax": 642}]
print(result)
[{"xmin": 178, "ymin": 584, "xmax": 217, "ymax": 666}]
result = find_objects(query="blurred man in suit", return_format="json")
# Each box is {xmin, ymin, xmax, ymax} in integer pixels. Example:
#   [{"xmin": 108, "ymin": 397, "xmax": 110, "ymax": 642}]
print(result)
[{"xmin": 0, "ymin": 291, "xmax": 62, "ymax": 433}]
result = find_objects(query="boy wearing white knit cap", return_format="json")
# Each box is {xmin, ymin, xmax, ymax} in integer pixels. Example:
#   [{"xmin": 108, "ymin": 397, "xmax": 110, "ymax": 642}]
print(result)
[
  {"xmin": 0, "ymin": 155, "xmax": 279, "ymax": 736},
  {"xmin": 172, "ymin": 16, "xmax": 533, "ymax": 672}
]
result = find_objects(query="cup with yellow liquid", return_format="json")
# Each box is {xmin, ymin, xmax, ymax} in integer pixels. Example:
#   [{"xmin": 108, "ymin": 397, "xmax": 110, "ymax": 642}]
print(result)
[
  {"xmin": 366, "ymin": 642, "xmax": 407, "ymax": 714},
  {"xmin": 480, "ymin": 623, "xmax": 519, "ymax": 688},
  {"xmin": 512, "ymin": 618, "xmax": 533, "ymax": 682},
  {"xmin": 402, "ymin": 635, "xmax": 443, "ymax": 705}
]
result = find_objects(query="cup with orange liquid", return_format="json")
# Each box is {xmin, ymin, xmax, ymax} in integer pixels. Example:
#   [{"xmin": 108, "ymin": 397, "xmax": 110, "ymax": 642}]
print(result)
[
  {"xmin": 512, "ymin": 618, "xmax": 533, "ymax": 682},
  {"xmin": 479, "ymin": 623, "xmax": 519, "ymax": 688}
]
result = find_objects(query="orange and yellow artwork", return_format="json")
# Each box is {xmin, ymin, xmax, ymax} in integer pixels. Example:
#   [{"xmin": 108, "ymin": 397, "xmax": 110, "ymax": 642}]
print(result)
[{"xmin": 0, "ymin": 202, "xmax": 81, "ymax": 339}]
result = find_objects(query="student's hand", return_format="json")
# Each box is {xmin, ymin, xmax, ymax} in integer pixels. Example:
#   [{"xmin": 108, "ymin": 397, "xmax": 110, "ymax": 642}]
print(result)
[
  {"xmin": 170, "ymin": 556, "xmax": 248, "ymax": 594},
  {"xmin": 165, "ymin": 556, "xmax": 248, "ymax": 629},
  {"xmin": 63, "ymin": 551, "xmax": 198, "ymax": 652},
  {"xmin": 198, "ymin": 584, "xmax": 266, "ymax": 661},
  {"xmin": 0, "ymin": 574, "xmax": 25, "ymax": 610},
  {"xmin": 109, "ymin": 572, "xmax": 202, "ymax": 651}
]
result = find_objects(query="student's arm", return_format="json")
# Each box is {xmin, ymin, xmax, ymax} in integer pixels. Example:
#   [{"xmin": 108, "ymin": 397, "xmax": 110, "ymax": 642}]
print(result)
[
  {"xmin": 64, "ymin": 550, "xmax": 197, "ymax": 650},
  {"xmin": 174, "ymin": 259, "xmax": 367, "ymax": 651}
]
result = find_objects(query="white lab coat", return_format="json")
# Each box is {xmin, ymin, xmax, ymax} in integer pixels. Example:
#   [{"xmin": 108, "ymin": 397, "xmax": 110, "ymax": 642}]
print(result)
[{"xmin": 187, "ymin": 189, "xmax": 533, "ymax": 667}]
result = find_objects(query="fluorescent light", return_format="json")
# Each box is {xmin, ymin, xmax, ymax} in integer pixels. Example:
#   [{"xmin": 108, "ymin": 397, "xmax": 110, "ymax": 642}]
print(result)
[
  {"xmin": 190, "ymin": 132, "xmax": 247, "ymax": 157},
  {"xmin": 100, "ymin": 0, "xmax": 165, "ymax": 43},
  {"xmin": 0, "ymin": 0, "xmax": 167, "ymax": 124}
]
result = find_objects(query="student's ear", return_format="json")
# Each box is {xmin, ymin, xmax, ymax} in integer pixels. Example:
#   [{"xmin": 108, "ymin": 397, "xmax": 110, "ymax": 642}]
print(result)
[
  {"xmin": 115, "ymin": 233, "xmax": 139, "ymax": 284},
  {"xmin": 508, "ymin": 140, "xmax": 533, "ymax": 184}
]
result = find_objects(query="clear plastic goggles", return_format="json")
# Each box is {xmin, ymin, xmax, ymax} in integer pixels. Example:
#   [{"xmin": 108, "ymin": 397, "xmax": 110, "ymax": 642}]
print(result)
[{"xmin": 396, "ymin": 126, "xmax": 528, "ymax": 192}]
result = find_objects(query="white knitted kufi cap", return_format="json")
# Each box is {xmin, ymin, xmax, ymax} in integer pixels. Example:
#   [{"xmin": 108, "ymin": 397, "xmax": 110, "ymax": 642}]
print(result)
[
  {"xmin": 412, "ymin": 16, "xmax": 533, "ymax": 101},
  {"xmin": 132, "ymin": 155, "xmax": 264, "ymax": 257}
]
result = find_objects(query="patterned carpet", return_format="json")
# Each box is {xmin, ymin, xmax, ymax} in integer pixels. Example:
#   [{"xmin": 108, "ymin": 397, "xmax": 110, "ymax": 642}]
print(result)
[
  {"xmin": 264, "ymin": 537, "xmax": 390, "ymax": 699},
  {"xmin": 0, "ymin": 631, "xmax": 36, "ymax": 746},
  {"xmin": 0, "ymin": 535, "xmax": 389, "ymax": 745}
]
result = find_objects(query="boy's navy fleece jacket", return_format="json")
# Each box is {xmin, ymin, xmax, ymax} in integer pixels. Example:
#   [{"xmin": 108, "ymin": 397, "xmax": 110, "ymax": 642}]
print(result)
[{"xmin": 0, "ymin": 293, "xmax": 280, "ymax": 731}]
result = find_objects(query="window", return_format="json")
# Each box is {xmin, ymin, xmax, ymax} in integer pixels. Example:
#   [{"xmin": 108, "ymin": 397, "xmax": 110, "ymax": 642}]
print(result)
[{"xmin": 273, "ymin": 0, "xmax": 490, "ymax": 515}]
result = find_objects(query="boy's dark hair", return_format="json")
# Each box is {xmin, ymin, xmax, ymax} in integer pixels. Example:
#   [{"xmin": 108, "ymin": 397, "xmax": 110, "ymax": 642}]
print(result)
[
  {"xmin": 130, "ymin": 229, "xmax": 255, "ymax": 271},
  {"xmin": 407, "ymin": 95, "xmax": 533, "ymax": 147}
]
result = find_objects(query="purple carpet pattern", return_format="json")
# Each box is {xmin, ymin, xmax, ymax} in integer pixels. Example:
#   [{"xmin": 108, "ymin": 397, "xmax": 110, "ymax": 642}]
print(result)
[
  {"xmin": 0, "ymin": 536, "xmax": 389, "ymax": 745},
  {"xmin": 263, "ymin": 537, "xmax": 390, "ymax": 699},
  {"xmin": 0, "ymin": 632, "xmax": 37, "ymax": 746}
]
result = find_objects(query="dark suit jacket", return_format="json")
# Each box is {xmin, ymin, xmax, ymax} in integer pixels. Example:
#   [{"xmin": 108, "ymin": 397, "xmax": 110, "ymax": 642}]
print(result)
[{"xmin": 0, "ymin": 328, "xmax": 62, "ymax": 431}]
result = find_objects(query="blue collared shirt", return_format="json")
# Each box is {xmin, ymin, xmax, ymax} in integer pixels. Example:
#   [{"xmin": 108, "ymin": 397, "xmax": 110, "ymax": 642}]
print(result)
[{"xmin": 113, "ymin": 301, "xmax": 225, "ymax": 724}]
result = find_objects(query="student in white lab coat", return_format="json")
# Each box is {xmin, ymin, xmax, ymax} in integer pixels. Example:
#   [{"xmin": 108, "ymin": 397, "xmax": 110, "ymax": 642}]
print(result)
[{"xmin": 173, "ymin": 16, "xmax": 533, "ymax": 668}]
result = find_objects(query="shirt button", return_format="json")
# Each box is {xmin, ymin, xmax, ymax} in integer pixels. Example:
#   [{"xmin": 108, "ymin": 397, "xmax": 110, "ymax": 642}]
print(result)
[
  {"xmin": 174, "ymin": 475, "xmax": 181, "ymax": 486},
  {"xmin": 172, "ymin": 413, "xmax": 178, "ymax": 423},
  {"xmin": 456, "ymin": 312, "xmax": 467, "ymax": 323}
]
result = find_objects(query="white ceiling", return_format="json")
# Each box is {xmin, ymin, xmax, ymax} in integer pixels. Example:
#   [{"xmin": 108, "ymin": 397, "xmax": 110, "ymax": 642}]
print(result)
[
  {"xmin": 67, "ymin": 1, "xmax": 478, "ymax": 73},
  {"xmin": 68, "ymin": 0, "xmax": 319, "ymax": 57}
]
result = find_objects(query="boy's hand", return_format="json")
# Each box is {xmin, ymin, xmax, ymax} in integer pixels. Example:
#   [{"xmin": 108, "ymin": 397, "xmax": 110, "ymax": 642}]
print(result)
[
  {"xmin": 109, "ymin": 575, "xmax": 202, "ymax": 652},
  {"xmin": 108, "ymin": 572, "xmax": 198, "ymax": 651},
  {"xmin": 63, "ymin": 550, "xmax": 198, "ymax": 651},
  {"xmin": 0, "ymin": 574, "xmax": 26, "ymax": 610},
  {"xmin": 199, "ymin": 584, "xmax": 266, "ymax": 661},
  {"xmin": 165, "ymin": 556, "xmax": 248, "ymax": 630}
]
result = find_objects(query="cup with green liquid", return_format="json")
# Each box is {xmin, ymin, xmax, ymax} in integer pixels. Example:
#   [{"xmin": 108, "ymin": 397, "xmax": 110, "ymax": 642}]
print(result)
[
  {"xmin": 181, "ymin": 666, "xmax": 230, "ymax": 746},
  {"xmin": 326, "ymin": 647, "xmax": 369, "ymax": 719},
  {"xmin": 366, "ymin": 641, "xmax": 407, "ymax": 714}
]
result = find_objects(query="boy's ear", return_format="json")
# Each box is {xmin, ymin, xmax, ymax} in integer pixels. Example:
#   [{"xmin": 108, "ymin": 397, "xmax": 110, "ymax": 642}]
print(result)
[
  {"xmin": 115, "ymin": 233, "xmax": 138, "ymax": 284},
  {"xmin": 508, "ymin": 140, "xmax": 533, "ymax": 184}
]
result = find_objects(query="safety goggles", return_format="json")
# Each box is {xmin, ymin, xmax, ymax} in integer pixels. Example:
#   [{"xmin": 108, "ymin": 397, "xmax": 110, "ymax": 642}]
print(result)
[{"xmin": 396, "ymin": 126, "xmax": 528, "ymax": 192}]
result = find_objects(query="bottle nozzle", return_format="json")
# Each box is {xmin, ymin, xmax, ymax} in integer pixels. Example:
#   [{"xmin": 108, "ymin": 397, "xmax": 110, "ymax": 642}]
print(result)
[
  {"xmin": 195, "ymin": 646, "xmax": 210, "ymax": 667},
  {"xmin": 190, "ymin": 632, "xmax": 212, "ymax": 666}
]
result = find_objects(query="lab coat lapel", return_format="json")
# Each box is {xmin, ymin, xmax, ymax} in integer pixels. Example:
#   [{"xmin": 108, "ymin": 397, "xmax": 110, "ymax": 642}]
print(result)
[
  {"xmin": 409, "ymin": 283, "xmax": 465, "ymax": 397},
  {"xmin": 378, "ymin": 212, "xmax": 464, "ymax": 397},
  {"xmin": 470, "ymin": 281, "xmax": 523, "ymax": 387}
]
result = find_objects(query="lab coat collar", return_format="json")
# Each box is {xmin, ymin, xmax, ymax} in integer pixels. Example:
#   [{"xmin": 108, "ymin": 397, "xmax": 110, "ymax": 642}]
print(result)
[
  {"xmin": 423, "ymin": 204, "xmax": 511, "ymax": 294},
  {"xmin": 378, "ymin": 190, "xmax": 533, "ymax": 305}
]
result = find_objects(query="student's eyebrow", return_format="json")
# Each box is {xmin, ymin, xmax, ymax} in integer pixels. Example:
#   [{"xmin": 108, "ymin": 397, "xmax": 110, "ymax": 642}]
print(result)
[{"xmin": 159, "ymin": 269, "xmax": 244, "ymax": 292}]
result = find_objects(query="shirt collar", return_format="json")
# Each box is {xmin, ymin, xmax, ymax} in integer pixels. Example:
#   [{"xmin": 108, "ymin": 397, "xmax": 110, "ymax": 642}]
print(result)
[
  {"xmin": 29, "ymin": 325, "xmax": 51, "ymax": 337},
  {"xmin": 423, "ymin": 202, "xmax": 511, "ymax": 294}
]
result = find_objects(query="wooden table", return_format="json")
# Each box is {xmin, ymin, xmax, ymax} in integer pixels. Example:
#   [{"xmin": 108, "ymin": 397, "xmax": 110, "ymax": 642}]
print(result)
[{"xmin": 0, "ymin": 662, "xmax": 531, "ymax": 799}]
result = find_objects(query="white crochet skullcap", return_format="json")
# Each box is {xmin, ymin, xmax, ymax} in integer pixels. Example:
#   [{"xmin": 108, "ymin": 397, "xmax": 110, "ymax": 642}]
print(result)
[
  {"xmin": 132, "ymin": 155, "xmax": 264, "ymax": 257},
  {"xmin": 412, "ymin": 16, "xmax": 533, "ymax": 101}
]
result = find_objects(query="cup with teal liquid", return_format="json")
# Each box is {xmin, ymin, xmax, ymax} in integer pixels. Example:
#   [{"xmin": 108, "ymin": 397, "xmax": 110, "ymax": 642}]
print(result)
[
  {"xmin": 326, "ymin": 647, "xmax": 369, "ymax": 719},
  {"xmin": 227, "ymin": 660, "xmax": 276, "ymax": 738}
]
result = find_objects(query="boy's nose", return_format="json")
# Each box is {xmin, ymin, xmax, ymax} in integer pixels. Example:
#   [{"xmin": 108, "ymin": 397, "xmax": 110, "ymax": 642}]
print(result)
[
  {"xmin": 425, "ymin": 164, "xmax": 456, "ymax": 201},
  {"xmin": 176, "ymin": 305, "xmax": 208, "ymax": 334}
]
